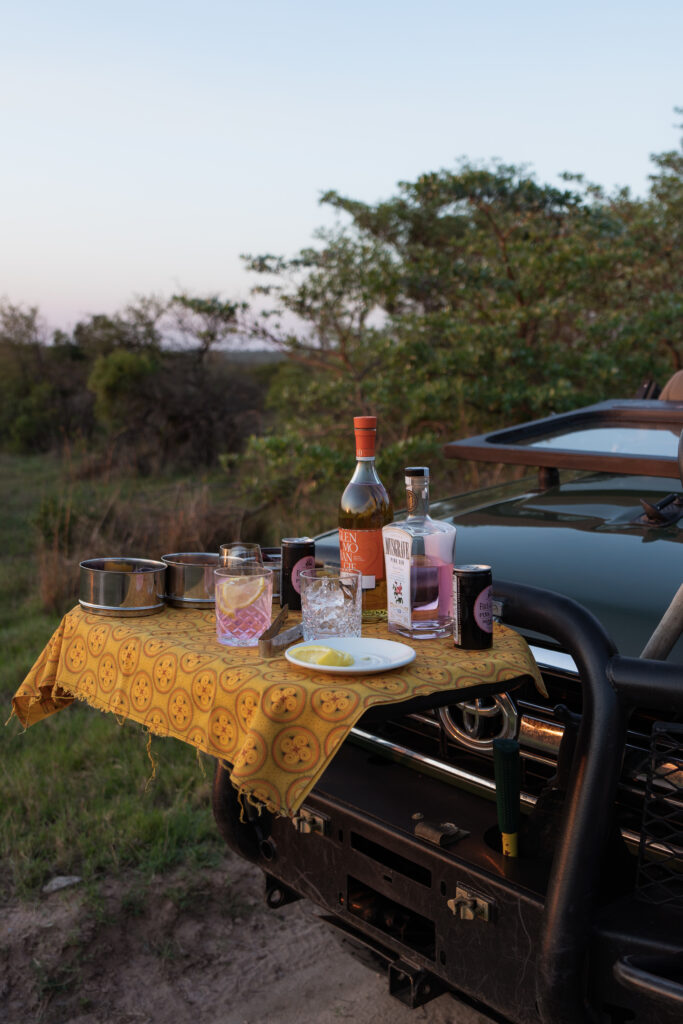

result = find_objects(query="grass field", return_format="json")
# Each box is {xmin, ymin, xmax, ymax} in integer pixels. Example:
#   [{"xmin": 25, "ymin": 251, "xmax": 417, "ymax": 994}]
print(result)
[{"xmin": 0, "ymin": 453, "xmax": 230, "ymax": 901}]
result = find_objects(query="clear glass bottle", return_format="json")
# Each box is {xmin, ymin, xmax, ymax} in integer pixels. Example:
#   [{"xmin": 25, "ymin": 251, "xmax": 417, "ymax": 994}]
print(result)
[
  {"xmin": 339, "ymin": 416, "xmax": 394, "ymax": 611},
  {"xmin": 382, "ymin": 466, "xmax": 456, "ymax": 639}
]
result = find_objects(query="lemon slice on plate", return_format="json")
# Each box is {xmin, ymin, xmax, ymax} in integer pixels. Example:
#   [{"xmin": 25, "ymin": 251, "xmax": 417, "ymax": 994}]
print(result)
[
  {"xmin": 215, "ymin": 576, "xmax": 266, "ymax": 618},
  {"xmin": 292, "ymin": 645, "xmax": 355, "ymax": 667}
]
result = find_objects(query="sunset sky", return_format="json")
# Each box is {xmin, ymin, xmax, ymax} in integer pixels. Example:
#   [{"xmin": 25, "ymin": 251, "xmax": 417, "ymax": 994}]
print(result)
[{"xmin": 2, "ymin": 0, "xmax": 681, "ymax": 332}]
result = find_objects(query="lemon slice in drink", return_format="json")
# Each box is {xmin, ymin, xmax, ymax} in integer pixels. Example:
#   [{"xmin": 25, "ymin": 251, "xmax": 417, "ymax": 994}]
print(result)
[
  {"xmin": 293, "ymin": 645, "xmax": 355, "ymax": 667},
  {"xmin": 216, "ymin": 575, "xmax": 266, "ymax": 618}
]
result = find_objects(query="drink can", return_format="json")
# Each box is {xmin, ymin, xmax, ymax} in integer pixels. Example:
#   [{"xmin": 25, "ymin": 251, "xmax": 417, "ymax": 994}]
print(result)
[
  {"xmin": 280, "ymin": 537, "xmax": 315, "ymax": 610},
  {"xmin": 453, "ymin": 565, "xmax": 493, "ymax": 649}
]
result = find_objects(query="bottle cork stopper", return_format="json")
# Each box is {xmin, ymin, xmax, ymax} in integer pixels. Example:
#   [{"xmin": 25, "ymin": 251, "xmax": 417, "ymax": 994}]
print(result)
[{"xmin": 353, "ymin": 416, "xmax": 377, "ymax": 458}]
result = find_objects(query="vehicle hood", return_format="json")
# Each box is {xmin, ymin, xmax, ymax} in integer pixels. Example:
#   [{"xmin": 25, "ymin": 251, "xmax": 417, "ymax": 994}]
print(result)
[{"xmin": 315, "ymin": 472, "xmax": 683, "ymax": 662}]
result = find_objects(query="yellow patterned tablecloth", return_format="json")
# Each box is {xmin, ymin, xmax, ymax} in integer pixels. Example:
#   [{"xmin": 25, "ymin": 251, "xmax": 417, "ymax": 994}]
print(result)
[{"xmin": 11, "ymin": 606, "xmax": 545, "ymax": 817}]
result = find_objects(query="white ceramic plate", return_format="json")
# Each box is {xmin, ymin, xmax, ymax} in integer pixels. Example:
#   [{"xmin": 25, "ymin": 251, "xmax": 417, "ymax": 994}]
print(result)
[{"xmin": 285, "ymin": 637, "xmax": 416, "ymax": 674}]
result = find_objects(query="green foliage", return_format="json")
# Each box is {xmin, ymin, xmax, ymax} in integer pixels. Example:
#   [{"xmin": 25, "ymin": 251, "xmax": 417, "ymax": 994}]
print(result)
[
  {"xmin": 169, "ymin": 293, "xmax": 244, "ymax": 363},
  {"xmin": 72, "ymin": 295, "xmax": 165, "ymax": 357},
  {"xmin": 237, "ymin": 135, "xmax": 683, "ymax": 523},
  {"xmin": 0, "ymin": 452, "xmax": 239, "ymax": 900},
  {"xmin": 33, "ymin": 493, "xmax": 76, "ymax": 552},
  {"xmin": 2, "ymin": 705, "xmax": 222, "ymax": 899},
  {"xmin": 1, "ymin": 125, "xmax": 682, "ymax": 522},
  {"xmin": 6, "ymin": 380, "xmax": 57, "ymax": 452},
  {"xmin": 0, "ymin": 304, "xmax": 60, "ymax": 452},
  {"xmin": 88, "ymin": 348, "xmax": 159, "ymax": 429},
  {"xmin": 0, "ymin": 293, "xmax": 269, "ymax": 471}
]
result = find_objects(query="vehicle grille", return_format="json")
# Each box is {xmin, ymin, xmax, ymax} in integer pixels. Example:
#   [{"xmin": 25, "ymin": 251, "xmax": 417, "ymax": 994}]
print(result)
[
  {"xmin": 636, "ymin": 721, "xmax": 683, "ymax": 908},
  {"xmin": 350, "ymin": 643, "xmax": 683, "ymax": 865}
]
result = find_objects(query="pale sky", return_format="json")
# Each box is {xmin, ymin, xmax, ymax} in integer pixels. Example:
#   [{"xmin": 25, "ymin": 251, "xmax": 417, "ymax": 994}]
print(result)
[{"xmin": 1, "ymin": 0, "xmax": 681, "ymax": 332}]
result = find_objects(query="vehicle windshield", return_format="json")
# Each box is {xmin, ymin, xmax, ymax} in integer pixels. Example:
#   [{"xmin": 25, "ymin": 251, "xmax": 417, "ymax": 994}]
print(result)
[
  {"xmin": 444, "ymin": 400, "xmax": 683, "ymax": 479},
  {"xmin": 523, "ymin": 425, "xmax": 680, "ymax": 458}
]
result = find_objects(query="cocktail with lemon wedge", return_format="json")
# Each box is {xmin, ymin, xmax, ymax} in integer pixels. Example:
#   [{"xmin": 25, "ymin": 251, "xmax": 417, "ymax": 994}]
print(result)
[{"xmin": 214, "ymin": 566, "xmax": 273, "ymax": 646}]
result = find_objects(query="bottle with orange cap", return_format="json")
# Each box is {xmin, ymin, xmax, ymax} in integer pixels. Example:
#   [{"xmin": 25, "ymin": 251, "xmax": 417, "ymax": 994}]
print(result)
[{"xmin": 339, "ymin": 416, "xmax": 394, "ymax": 611}]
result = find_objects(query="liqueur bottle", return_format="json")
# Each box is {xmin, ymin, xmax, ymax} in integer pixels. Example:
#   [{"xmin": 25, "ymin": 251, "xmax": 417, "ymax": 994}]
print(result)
[
  {"xmin": 339, "ymin": 416, "xmax": 394, "ymax": 611},
  {"xmin": 382, "ymin": 466, "xmax": 456, "ymax": 639}
]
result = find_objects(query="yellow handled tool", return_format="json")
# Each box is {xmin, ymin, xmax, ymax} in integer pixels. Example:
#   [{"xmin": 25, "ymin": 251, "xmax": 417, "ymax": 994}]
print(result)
[{"xmin": 493, "ymin": 737, "xmax": 520, "ymax": 857}]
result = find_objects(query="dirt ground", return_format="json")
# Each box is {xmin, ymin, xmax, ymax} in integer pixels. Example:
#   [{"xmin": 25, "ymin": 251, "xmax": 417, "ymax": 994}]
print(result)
[{"xmin": 0, "ymin": 854, "xmax": 495, "ymax": 1024}]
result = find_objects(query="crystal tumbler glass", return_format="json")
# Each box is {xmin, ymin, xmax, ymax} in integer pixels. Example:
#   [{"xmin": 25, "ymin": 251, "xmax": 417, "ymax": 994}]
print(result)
[
  {"xmin": 214, "ymin": 565, "xmax": 273, "ymax": 647},
  {"xmin": 299, "ymin": 567, "xmax": 362, "ymax": 642}
]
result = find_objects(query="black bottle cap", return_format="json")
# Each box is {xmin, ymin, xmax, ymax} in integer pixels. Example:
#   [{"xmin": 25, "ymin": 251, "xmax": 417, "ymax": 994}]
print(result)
[{"xmin": 404, "ymin": 466, "xmax": 429, "ymax": 477}]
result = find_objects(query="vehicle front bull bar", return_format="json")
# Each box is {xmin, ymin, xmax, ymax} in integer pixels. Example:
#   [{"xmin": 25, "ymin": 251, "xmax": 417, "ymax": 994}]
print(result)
[{"xmin": 495, "ymin": 580, "xmax": 683, "ymax": 1024}]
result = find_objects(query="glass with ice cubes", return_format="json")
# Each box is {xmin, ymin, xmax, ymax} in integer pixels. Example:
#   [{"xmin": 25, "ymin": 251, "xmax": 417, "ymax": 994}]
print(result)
[{"xmin": 299, "ymin": 567, "xmax": 362, "ymax": 641}]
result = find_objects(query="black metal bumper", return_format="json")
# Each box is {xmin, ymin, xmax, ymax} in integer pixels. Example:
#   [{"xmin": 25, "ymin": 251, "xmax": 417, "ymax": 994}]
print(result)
[{"xmin": 213, "ymin": 581, "xmax": 683, "ymax": 1024}]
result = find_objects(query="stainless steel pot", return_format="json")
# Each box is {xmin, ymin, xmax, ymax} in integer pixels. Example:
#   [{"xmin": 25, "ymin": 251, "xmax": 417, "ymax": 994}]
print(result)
[
  {"xmin": 161, "ymin": 552, "xmax": 219, "ymax": 608},
  {"xmin": 79, "ymin": 558, "xmax": 167, "ymax": 616}
]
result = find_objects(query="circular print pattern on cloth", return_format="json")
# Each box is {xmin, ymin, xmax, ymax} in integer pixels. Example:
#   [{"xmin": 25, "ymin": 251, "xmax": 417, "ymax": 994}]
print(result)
[
  {"xmin": 79, "ymin": 669, "xmax": 97, "ymax": 700},
  {"xmin": 242, "ymin": 778, "xmax": 281, "ymax": 812},
  {"xmin": 98, "ymin": 653, "xmax": 117, "ymax": 693},
  {"xmin": 148, "ymin": 616, "xmax": 181, "ymax": 635},
  {"xmin": 409, "ymin": 661, "xmax": 453, "ymax": 686},
  {"xmin": 110, "ymin": 688, "xmax": 130, "ymax": 717},
  {"xmin": 262, "ymin": 683, "xmax": 306, "ymax": 723},
  {"xmin": 324, "ymin": 724, "xmax": 351, "ymax": 758},
  {"xmin": 63, "ymin": 612, "xmax": 79, "ymax": 638},
  {"xmin": 232, "ymin": 730, "xmax": 268, "ymax": 776},
  {"xmin": 286, "ymin": 775, "xmax": 315, "ymax": 814},
  {"xmin": 145, "ymin": 706, "xmax": 169, "ymax": 737},
  {"xmin": 273, "ymin": 726, "xmax": 320, "ymax": 773},
  {"xmin": 65, "ymin": 636, "xmax": 88, "ymax": 673},
  {"xmin": 153, "ymin": 653, "xmax": 177, "ymax": 693},
  {"xmin": 191, "ymin": 669, "xmax": 217, "ymax": 712},
  {"xmin": 143, "ymin": 637, "xmax": 167, "ymax": 657},
  {"xmin": 187, "ymin": 725, "xmax": 208, "ymax": 749},
  {"xmin": 311, "ymin": 686, "xmax": 359, "ymax": 722},
  {"xmin": 209, "ymin": 706, "xmax": 239, "ymax": 755},
  {"xmin": 219, "ymin": 666, "xmax": 261, "ymax": 693},
  {"xmin": 168, "ymin": 688, "xmax": 193, "ymax": 732},
  {"xmin": 131, "ymin": 671, "xmax": 153, "ymax": 712},
  {"xmin": 112, "ymin": 624, "xmax": 135, "ymax": 642},
  {"xmin": 87, "ymin": 623, "xmax": 109, "ymax": 657},
  {"xmin": 362, "ymin": 676, "xmax": 409, "ymax": 695},
  {"xmin": 262, "ymin": 667, "xmax": 308, "ymax": 684},
  {"xmin": 236, "ymin": 688, "xmax": 259, "ymax": 732},
  {"xmin": 181, "ymin": 651, "xmax": 213, "ymax": 673},
  {"xmin": 118, "ymin": 636, "xmax": 141, "ymax": 676}
]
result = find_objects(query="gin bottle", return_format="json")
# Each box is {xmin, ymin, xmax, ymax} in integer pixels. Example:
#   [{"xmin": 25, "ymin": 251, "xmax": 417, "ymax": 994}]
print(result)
[
  {"xmin": 339, "ymin": 416, "xmax": 393, "ymax": 611},
  {"xmin": 382, "ymin": 467, "xmax": 456, "ymax": 639}
]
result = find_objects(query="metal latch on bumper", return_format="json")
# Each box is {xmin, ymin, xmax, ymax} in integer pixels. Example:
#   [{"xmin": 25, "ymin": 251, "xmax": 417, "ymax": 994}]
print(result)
[
  {"xmin": 447, "ymin": 885, "xmax": 494, "ymax": 921},
  {"xmin": 413, "ymin": 819, "xmax": 470, "ymax": 847},
  {"xmin": 291, "ymin": 807, "xmax": 330, "ymax": 836}
]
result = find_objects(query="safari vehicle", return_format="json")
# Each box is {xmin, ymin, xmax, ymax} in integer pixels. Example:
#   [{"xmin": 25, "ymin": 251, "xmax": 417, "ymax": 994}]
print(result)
[{"xmin": 213, "ymin": 395, "xmax": 683, "ymax": 1024}]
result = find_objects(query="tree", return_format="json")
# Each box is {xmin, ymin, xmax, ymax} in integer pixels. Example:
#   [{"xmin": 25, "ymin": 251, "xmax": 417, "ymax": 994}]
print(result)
[
  {"xmin": 0, "ymin": 293, "xmax": 269, "ymax": 470},
  {"xmin": 71, "ymin": 295, "xmax": 166, "ymax": 358},
  {"xmin": 167, "ymin": 294, "xmax": 244, "ymax": 364},
  {"xmin": 236, "ymin": 139, "xmax": 683, "ymax": 535},
  {"xmin": 609, "ymin": 114, "xmax": 683, "ymax": 374},
  {"xmin": 0, "ymin": 302, "xmax": 67, "ymax": 451}
]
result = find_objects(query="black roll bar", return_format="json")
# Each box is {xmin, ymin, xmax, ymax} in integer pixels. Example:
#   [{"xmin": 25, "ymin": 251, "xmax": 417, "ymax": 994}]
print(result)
[{"xmin": 495, "ymin": 580, "xmax": 683, "ymax": 1024}]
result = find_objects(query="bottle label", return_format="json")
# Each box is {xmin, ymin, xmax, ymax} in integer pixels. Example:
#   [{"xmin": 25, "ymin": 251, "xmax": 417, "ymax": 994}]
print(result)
[
  {"xmin": 290, "ymin": 555, "xmax": 315, "ymax": 594},
  {"xmin": 474, "ymin": 585, "xmax": 493, "ymax": 633},
  {"xmin": 382, "ymin": 526, "xmax": 412, "ymax": 628},
  {"xmin": 339, "ymin": 528, "xmax": 385, "ymax": 589}
]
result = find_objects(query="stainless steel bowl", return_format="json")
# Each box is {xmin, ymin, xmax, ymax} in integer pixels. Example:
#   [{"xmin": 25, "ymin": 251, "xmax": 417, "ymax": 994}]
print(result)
[
  {"xmin": 161, "ymin": 552, "xmax": 220, "ymax": 608},
  {"xmin": 79, "ymin": 558, "xmax": 167, "ymax": 616}
]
